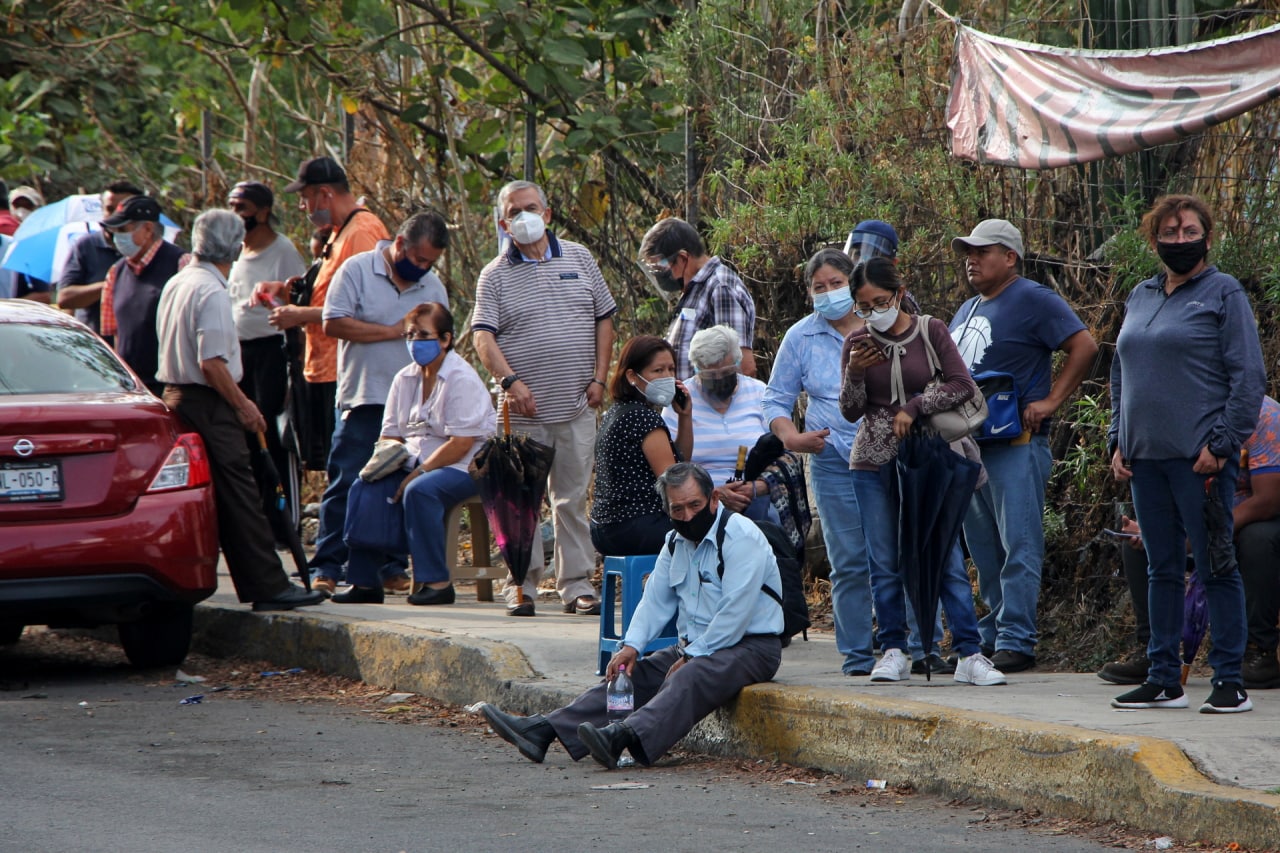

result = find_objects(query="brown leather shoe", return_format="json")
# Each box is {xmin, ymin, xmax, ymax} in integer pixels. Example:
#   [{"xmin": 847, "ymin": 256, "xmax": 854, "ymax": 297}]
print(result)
[
  {"xmin": 563, "ymin": 594, "xmax": 601, "ymax": 616},
  {"xmin": 382, "ymin": 575, "xmax": 412, "ymax": 595}
]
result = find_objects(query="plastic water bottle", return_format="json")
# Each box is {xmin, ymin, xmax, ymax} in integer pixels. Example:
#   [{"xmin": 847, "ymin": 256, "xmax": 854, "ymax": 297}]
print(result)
[{"xmin": 607, "ymin": 664, "xmax": 634, "ymax": 723}]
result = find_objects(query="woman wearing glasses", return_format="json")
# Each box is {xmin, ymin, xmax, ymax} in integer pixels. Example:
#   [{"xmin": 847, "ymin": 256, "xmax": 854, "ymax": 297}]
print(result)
[
  {"xmin": 1108, "ymin": 195, "xmax": 1265, "ymax": 713},
  {"xmin": 337, "ymin": 302, "xmax": 496, "ymax": 606},
  {"xmin": 840, "ymin": 258, "xmax": 1005, "ymax": 686}
]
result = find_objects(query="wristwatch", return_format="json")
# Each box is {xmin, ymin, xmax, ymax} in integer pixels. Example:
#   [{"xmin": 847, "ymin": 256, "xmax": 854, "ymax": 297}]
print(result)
[{"xmin": 500, "ymin": 374, "xmax": 519, "ymax": 391}]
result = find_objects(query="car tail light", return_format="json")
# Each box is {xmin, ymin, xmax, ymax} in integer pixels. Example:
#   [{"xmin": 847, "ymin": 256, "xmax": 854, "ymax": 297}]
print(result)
[{"xmin": 147, "ymin": 433, "xmax": 212, "ymax": 492}]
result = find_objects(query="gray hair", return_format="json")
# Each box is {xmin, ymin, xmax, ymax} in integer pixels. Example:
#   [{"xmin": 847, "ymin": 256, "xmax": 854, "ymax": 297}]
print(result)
[
  {"xmin": 689, "ymin": 324, "xmax": 741, "ymax": 371},
  {"xmin": 803, "ymin": 247, "xmax": 855, "ymax": 287},
  {"xmin": 192, "ymin": 209, "xmax": 245, "ymax": 265},
  {"xmin": 654, "ymin": 462, "xmax": 714, "ymax": 512},
  {"xmin": 398, "ymin": 209, "xmax": 450, "ymax": 250},
  {"xmin": 495, "ymin": 180, "xmax": 548, "ymax": 216}
]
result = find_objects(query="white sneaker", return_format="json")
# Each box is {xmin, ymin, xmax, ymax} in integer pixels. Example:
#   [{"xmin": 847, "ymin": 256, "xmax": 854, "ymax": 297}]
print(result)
[
  {"xmin": 954, "ymin": 653, "xmax": 1007, "ymax": 686},
  {"xmin": 870, "ymin": 648, "xmax": 911, "ymax": 682}
]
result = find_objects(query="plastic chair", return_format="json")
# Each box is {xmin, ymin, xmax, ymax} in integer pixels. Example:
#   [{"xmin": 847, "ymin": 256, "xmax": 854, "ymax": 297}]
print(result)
[{"xmin": 597, "ymin": 554, "xmax": 679, "ymax": 674}]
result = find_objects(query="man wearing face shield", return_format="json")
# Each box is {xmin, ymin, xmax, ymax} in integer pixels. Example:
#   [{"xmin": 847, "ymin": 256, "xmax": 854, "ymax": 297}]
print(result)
[
  {"xmin": 99, "ymin": 196, "xmax": 191, "ymax": 395},
  {"xmin": 305, "ymin": 210, "xmax": 450, "ymax": 599},
  {"xmin": 470, "ymin": 180, "xmax": 617, "ymax": 617},
  {"xmin": 638, "ymin": 217, "xmax": 757, "ymax": 381}
]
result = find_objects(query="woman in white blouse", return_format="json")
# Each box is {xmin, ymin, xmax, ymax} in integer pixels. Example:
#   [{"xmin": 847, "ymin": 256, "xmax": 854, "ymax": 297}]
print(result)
[{"xmin": 336, "ymin": 303, "xmax": 496, "ymax": 606}]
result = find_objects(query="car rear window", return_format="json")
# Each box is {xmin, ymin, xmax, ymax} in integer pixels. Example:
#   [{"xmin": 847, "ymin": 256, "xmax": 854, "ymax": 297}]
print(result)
[{"xmin": 0, "ymin": 324, "xmax": 137, "ymax": 394}]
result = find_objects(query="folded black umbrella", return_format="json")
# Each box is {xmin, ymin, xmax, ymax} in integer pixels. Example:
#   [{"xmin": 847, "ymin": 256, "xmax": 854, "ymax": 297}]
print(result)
[
  {"xmin": 251, "ymin": 430, "xmax": 311, "ymax": 591},
  {"xmin": 742, "ymin": 432, "xmax": 786, "ymax": 483},
  {"xmin": 469, "ymin": 404, "xmax": 555, "ymax": 606},
  {"xmin": 1202, "ymin": 476, "xmax": 1239, "ymax": 577},
  {"xmin": 883, "ymin": 429, "xmax": 982, "ymax": 680}
]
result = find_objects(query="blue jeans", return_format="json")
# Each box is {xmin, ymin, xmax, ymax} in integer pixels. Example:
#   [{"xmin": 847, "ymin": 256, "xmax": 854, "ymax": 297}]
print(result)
[
  {"xmin": 809, "ymin": 445, "xmax": 874, "ymax": 673},
  {"xmin": 852, "ymin": 468, "xmax": 982, "ymax": 658},
  {"xmin": 1130, "ymin": 456, "xmax": 1247, "ymax": 687},
  {"xmin": 348, "ymin": 466, "xmax": 477, "ymax": 587},
  {"xmin": 310, "ymin": 404, "xmax": 406, "ymax": 582},
  {"xmin": 961, "ymin": 435, "xmax": 1051, "ymax": 655}
]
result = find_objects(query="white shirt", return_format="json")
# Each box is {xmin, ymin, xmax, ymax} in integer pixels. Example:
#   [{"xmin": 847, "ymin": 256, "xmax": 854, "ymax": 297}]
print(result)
[
  {"xmin": 380, "ymin": 351, "xmax": 496, "ymax": 472},
  {"xmin": 227, "ymin": 233, "xmax": 307, "ymax": 341}
]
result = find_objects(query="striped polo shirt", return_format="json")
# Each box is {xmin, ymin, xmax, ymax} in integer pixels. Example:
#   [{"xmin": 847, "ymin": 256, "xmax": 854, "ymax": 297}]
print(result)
[{"xmin": 469, "ymin": 233, "xmax": 616, "ymax": 424}]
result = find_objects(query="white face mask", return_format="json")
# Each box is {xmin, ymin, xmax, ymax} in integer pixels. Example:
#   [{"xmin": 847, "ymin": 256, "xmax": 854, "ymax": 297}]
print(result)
[
  {"xmin": 508, "ymin": 210, "xmax": 546, "ymax": 245},
  {"xmin": 13, "ymin": 207, "xmax": 30, "ymax": 222},
  {"xmin": 867, "ymin": 303, "xmax": 900, "ymax": 333}
]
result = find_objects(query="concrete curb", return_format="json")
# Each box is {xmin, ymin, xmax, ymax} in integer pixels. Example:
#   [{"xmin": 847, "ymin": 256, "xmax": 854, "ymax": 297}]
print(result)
[{"xmin": 192, "ymin": 604, "xmax": 1280, "ymax": 848}]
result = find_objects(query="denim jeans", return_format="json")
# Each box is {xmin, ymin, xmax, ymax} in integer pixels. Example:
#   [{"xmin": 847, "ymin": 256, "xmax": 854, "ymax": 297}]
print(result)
[
  {"xmin": 961, "ymin": 435, "xmax": 1052, "ymax": 655},
  {"xmin": 1130, "ymin": 456, "xmax": 1247, "ymax": 687},
  {"xmin": 348, "ymin": 465, "xmax": 477, "ymax": 587},
  {"xmin": 809, "ymin": 445, "xmax": 874, "ymax": 673},
  {"xmin": 310, "ymin": 404, "xmax": 406, "ymax": 582},
  {"xmin": 851, "ymin": 468, "xmax": 982, "ymax": 658}
]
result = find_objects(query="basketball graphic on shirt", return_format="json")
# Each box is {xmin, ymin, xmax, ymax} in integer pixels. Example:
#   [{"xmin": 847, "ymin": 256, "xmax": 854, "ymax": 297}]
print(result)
[{"xmin": 952, "ymin": 315, "xmax": 992, "ymax": 369}]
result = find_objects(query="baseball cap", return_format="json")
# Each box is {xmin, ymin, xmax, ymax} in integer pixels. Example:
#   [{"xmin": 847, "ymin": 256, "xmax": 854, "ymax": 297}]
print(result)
[
  {"xmin": 283, "ymin": 156, "xmax": 347, "ymax": 193},
  {"xmin": 844, "ymin": 219, "xmax": 899, "ymax": 260},
  {"xmin": 9, "ymin": 185, "xmax": 44, "ymax": 209},
  {"xmin": 951, "ymin": 219, "xmax": 1024, "ymax": 259},
  {"xmin": 101, "ymin": 195, "xmax": 162, "ymax": 228},
  {"xmin": 229, "ymin": 181, "xmax": 274, "ymax": 208}
]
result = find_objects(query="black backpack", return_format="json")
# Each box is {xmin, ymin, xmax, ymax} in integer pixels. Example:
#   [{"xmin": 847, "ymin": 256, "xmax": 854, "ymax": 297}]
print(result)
[{"xmin": 666, "ymin": 512, "xmax": 811, "ymax": 644}]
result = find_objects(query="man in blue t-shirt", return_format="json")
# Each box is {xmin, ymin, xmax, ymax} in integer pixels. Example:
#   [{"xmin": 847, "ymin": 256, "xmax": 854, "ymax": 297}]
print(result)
[{"xmin": 948, "ymin": 219, "xmax": 1098, "ymax": 672}]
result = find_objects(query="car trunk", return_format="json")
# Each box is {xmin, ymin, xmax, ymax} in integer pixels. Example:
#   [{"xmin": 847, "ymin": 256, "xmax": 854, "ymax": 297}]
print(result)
[{"xmin": 0, "ymin": 393, "xmax": 177, "ymax": 523}]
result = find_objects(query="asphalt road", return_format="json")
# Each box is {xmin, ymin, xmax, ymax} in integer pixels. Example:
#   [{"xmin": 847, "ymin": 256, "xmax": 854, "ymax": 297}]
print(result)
[{"xmin": 0, "ymin": 633, "xmax": 1127, "ymax": 853}]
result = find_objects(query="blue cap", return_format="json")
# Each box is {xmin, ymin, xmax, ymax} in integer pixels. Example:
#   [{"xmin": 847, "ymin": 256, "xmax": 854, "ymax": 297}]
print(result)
[{"xmin": 846, "ymin": 220, "xmax": 899, "ymax": 259}]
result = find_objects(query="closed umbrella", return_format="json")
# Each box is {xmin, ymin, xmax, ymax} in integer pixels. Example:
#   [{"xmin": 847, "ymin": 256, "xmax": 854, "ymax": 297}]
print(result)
[
  {"xmin": 884, "ymin": 429, "xmax": 982, "ymax": 680},
  {"xmin": 1181, "ymin": 569, "xmax": 1209, "ymax": 685},
  {"xmin": 1202, "ymin": 476, "xmax": 1238, "ymax": 577},
  {"xmin": 468, "ymin": 403, "xmax": 555, "ymax": 606},
  {"xmin": 250, "ymin": 431, "xmax": 311, "ymax": 591}
]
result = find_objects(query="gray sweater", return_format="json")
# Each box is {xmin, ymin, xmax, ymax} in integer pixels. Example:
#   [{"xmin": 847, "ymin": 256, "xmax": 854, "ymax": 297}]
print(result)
[{"xmin": 1109, "ymin": 265, "xmax": 1265, "ymax": 461}]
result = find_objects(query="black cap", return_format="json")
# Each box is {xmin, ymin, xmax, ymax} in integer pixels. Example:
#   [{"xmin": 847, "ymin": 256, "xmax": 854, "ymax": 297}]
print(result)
[
  {"xmin": 101, "ymin": 195, "xmax": 162, "ymax": 228},
  {"xmin": 229, "ymin": 181, "xmax": 274, "ymax": 209},
  {"xmin": 283, "ymin": 157, "xmax": 347, "ymax": 193}
]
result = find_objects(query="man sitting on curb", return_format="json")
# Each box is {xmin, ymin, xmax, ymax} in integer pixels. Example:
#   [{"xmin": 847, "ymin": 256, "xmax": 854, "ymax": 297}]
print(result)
[{"xmin": 477, "ymin": 462, "xmax": 783, "ymax": 769}]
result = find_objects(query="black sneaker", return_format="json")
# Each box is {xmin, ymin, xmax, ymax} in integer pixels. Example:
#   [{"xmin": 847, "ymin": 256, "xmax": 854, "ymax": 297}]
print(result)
[
  {"xmin": 1111, "ymin": 682, "xmax": 1188, "ymax": 709},
  {"xmin": 911, "ymin": 653, "xmax": 957, "ymax": 675},
  {"xmin": 1241, "ymin": 645, "xmax": 1280, "ymax": 690},
  {"xmin": 990, "ymin": 649, "xmax": 1036, "ymax": 673},
  {"xmin": 1199, "ymin": 680, "xmax": 1253, "ymax": 714},
  {"xmin": 1097, "ymin": 650, "xmax": 1150, "ymax": 685}
]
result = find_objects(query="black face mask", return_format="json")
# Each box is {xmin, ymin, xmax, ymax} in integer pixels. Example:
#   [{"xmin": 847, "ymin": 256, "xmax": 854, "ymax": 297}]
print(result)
[
  {"xmin": 672, "ymin": 502, "xmax": 716, "ymax": 542},
  {"xmin": 1156, "ymin": 238, "xmax": 1207, "ymax": 276},
  {"xmin": 654, "ymin": 269, "xmax": 683, "ymax": 293},
  {"xmin": 701, "ymin": 372, "xmax": 738, "ymax": 403}
]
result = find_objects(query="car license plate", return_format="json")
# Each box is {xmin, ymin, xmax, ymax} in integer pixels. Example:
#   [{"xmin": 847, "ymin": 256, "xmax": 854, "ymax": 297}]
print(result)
[{"xmin": 0, "ymin": 461, "xmax": 63, "ymax": 502}]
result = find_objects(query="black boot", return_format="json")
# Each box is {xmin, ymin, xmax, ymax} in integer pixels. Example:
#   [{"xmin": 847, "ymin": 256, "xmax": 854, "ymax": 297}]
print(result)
[
  {"xmin": 577, "ymin": 721, "xmax": 638, "ymax": 770},
  {"xmin": 479, "ymin": 703, "xmax": 556, "ymax": 763}
]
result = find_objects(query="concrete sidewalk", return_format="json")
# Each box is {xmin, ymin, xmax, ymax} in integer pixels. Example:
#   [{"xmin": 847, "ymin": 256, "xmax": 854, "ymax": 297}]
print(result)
[{"xmin": 192, "ymin": 572, "xmax": 1280, "ymax": 848}]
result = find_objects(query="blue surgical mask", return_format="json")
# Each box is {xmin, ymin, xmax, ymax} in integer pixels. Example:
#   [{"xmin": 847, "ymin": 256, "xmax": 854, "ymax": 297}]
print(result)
[
  {"xmin": 394, "ymin": 253, "xmax": 430, "ymax": 283},
  {"xmin": 407, "ymin": 338, "xmax": 441, "ymax": 366},
  {"xmin": 112, "ymin": 228, "xmax": 141, "ymax": 259},
  {"xmin": 812, "ymin": 285, "xmax": 853, "ymax": 321}
]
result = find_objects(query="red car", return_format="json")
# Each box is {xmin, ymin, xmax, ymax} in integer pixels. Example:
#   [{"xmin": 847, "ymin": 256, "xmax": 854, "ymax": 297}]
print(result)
[{"xmin": 0, "ymin": 301, "xmax": 218, "ymax": 666}]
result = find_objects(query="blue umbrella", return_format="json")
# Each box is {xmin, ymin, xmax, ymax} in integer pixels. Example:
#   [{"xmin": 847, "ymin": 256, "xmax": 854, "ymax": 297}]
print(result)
[{"xmin": 0, "ymin": 194, "xmax": 180, "ymax": 283}]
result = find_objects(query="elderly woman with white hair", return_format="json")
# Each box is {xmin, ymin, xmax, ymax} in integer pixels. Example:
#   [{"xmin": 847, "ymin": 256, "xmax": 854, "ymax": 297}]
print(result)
[
  {"xmin": 661, "ymin": 324, "xmax": 777, "ymax": 522},
  {"xmin": 154, "ymin": 209, "xmax": 326, "ymax": 612}
]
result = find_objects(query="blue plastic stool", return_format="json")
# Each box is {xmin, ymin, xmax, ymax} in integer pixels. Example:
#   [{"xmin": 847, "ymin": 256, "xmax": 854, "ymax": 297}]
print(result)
[{"xmin": 597, "ymin": 554, "xmax": 679, "ymax": 674}]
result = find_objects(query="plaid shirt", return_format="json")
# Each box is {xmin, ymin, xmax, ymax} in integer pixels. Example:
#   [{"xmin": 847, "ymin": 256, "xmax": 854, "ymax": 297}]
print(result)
[
  {"xmin": 666, "ymin": 256, "xmax": 756, "ymax": 380},
  {"xmin": 100, "ymin": 239, "xmax": 190, "ymax": 336}
]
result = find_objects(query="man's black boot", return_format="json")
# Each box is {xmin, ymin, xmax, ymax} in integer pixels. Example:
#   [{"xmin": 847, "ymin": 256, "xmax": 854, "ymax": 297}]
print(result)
[
  {"xmin": 478, "ymin": 703, "xmax": 556, "ymax": 763},
  {"xmin": 577, "ymin": 721, "xmax": 638, "ymax": 770}
]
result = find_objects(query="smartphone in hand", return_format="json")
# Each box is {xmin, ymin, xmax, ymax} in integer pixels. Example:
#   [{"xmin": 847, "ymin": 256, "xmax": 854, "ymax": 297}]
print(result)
[{"xmin": 673, "ymin": 387, "xmax": 689, "ymax": 408}]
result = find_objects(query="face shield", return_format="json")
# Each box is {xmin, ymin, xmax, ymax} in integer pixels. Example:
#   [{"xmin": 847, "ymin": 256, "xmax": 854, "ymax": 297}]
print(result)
[
  {"xmin": 842, "ymin": 230, "xmax": 897, "ymax": 264},
  {"xmin": 637, "ymin": 254, "xmax": 684, "ymax": 297}
]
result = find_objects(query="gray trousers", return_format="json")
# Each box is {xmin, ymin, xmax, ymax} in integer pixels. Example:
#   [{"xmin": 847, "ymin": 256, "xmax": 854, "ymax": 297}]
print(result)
[{"xmin": 547, "ymin": 635, "xmax": 782, "ymax": 765}]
